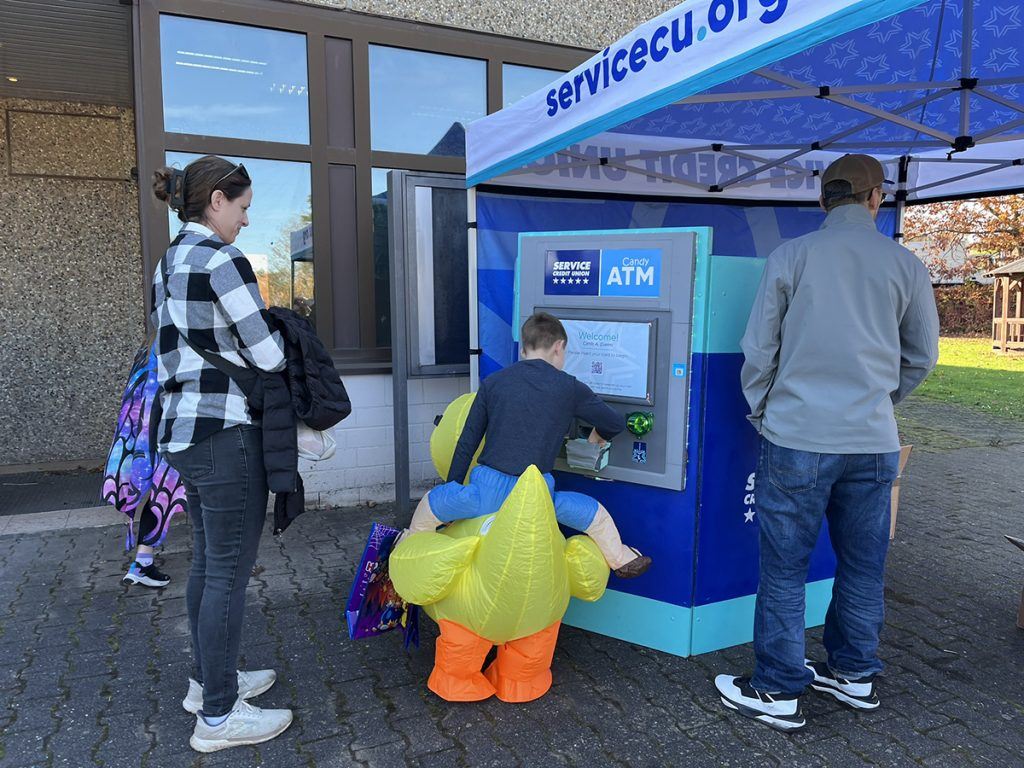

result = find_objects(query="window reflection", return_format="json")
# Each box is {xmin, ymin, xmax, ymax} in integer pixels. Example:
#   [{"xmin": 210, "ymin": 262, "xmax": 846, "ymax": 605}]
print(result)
[
  {"xmin": 160, "ymin": 15, "xmax": 310, "ymax": 144},
  {"xmin": 166, "ymin": 153, "xmax": 314, "ymax": 323},
  {"xmin": 371, "ymin": 168, "xmax": 397, "ymax": 347},
  {"xmin": 502, "ymin": 63, "xmax": 564, "ymax": 108},
  {"xmin": 369, "ymin": 46, "xmax": 485, "ymax": 156}
]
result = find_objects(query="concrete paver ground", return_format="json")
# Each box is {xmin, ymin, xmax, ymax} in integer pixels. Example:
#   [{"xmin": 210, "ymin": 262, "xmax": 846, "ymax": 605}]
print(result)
[{"xmin": 1, "ymin": 396, "xmax": 1023, "ymax": 767}]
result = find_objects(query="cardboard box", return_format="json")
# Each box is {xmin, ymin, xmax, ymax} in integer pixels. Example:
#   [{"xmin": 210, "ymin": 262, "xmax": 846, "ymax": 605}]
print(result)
[{"xmin": 890, "ymin": 445, "xmax": 913, "ymax": 540}]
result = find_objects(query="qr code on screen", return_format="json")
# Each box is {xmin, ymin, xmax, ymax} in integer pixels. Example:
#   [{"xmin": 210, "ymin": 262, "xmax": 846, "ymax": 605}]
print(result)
[{"xmin": 591, "ymin": 361, "xmax": 603, "ymax": 375}]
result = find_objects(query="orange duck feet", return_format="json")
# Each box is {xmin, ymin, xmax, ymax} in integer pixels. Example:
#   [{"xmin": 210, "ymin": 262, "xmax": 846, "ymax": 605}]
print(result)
[
  {"xmin": 484, "ymin": 622, "xmax": 561, "ymax": 703},
  {"xmin": 427, "ymin": 620, "xmax": 496, "ymax": 702}
]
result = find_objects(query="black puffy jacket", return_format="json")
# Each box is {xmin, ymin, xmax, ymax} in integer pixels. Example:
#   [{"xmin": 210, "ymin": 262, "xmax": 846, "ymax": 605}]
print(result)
[
  {"xmin": 267, "ymin": 307, "xmax": 352, "ymax": 534},
  {"xmin": 268, "ymin": 307, "xmax": 352, "ymax": 431}
]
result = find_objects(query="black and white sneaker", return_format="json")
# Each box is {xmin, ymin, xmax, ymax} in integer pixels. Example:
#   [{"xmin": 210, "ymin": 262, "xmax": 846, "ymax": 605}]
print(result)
[
  {"xmin": 714, "ymin": 675, "xmax": 806, "ymax": 731},
  {"xmin": 805, "ymin": 660, "xmax": 879, "ymax": 710},
  {"xmin": 122, "ymin": 561, "xmax": 171, "ymax": 588}
]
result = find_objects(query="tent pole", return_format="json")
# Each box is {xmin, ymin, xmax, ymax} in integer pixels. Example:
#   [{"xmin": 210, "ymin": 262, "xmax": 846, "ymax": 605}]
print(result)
[
  {"xmin": 467, "ymin": 187, "xmax": 480, "ymax": 393},
  {"xmin": 906, "ymin": 158, "xmax": 1024, "ymax": 196},
  {"xmin": 756, "ymin": 69, "xmax": 956, "ymax": 144},
  {"xmin": 717, "ymin": 88, "xmax": 956, "ymax": 190},
  {"xmin": 894, "ymin": 155, "xmax": 909, "ymax": 245},
  {"xmin": 960, "ymin": 0, "xmax": 974, "ymax": 137}
]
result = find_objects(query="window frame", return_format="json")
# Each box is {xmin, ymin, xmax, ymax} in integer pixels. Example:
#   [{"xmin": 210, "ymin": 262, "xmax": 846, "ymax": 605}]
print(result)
[{"xmin": 136, "ymin": 0, "xmax": 589, "ymax": 373}]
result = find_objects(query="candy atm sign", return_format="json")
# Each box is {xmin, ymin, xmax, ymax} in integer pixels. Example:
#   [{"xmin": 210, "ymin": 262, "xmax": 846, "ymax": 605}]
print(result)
[{"xmin": 545, "ymin": 248, "xmax": 661, "ymax": 297}]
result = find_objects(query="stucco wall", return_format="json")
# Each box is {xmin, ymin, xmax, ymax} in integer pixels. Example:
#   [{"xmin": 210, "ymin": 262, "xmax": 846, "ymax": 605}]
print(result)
[
  {"xmin": 300, "ymin": 0, "xmax": 676, "ymax": 49},
  {"xmin": 0, "ymin": 98, "xmax": 144, "ymax": 468}
]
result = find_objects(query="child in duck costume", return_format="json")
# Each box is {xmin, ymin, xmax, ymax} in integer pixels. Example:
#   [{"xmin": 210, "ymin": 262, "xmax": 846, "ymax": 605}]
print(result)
[{"xmin": 389, "ymin": 312, "xmax": 651, "ymax": 702}]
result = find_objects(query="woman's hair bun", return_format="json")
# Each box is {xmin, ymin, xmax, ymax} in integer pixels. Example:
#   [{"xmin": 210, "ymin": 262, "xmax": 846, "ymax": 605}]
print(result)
[{"xmin": 152, "ymin": 166, "xmax": 174, "ymax": 204}]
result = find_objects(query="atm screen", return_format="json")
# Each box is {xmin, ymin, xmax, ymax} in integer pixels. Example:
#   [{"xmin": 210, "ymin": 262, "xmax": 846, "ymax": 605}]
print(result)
[{"xmin": 561, "ymin": 318, "xmax": 654, "ymax": 403}]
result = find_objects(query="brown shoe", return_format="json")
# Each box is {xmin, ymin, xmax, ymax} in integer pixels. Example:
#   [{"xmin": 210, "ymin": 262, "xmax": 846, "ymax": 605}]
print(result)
[{"xmin": 613, "ymin": 549, "xmax": 652, "ymax": 579}]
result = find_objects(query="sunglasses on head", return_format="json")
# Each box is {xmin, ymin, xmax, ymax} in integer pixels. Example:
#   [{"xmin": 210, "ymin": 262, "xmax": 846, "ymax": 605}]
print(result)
[{"xmin": 213, "ymin": 162, "xmax": 249, "ymax": 187}]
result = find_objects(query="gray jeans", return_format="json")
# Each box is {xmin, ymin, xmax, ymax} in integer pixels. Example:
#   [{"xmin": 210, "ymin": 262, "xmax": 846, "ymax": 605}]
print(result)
[{"xmin": 165, "ymin": 425, "xmax": 267, "ymax": 716}]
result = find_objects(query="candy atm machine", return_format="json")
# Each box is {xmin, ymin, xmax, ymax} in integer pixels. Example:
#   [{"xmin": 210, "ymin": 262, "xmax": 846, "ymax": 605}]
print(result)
[{"xmin": 514, "ymin": 227, "xmax": 837, "ymax": 657}]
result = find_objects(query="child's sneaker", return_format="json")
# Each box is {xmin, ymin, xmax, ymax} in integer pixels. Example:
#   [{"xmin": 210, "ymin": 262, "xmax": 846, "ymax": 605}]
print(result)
[{"xmin": 122, "ymin": 561, "xmax": 170, "ymax": 588}]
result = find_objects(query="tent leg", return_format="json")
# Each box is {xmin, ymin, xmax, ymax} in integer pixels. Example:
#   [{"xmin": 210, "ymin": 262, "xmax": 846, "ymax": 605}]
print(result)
[{"xmin": 468, "ymin": 187, "xmax": 480, "ymax": 393}]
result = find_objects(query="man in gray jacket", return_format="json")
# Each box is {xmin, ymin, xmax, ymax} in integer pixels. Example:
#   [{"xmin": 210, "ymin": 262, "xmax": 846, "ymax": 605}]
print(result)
[{"xmin": 715, "ymin": 154, "xmax": 939, "ymax": 731}]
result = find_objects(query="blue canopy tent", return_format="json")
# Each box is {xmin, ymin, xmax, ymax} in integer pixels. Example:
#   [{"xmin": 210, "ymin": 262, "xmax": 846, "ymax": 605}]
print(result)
[{"xmin": 459, "ymin": 0, "xmax": 1024, "ymax": 656}]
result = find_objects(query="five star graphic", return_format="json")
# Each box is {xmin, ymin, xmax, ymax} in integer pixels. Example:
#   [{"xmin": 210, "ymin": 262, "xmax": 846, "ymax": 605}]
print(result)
[
  {"xmin": 984, "ymin": 6, "xmax": 1022, "ymax": 39},
  {"xmin": 899, "ymin": 30, "xmax": 932, "ymax": 59},
  {"xmin": 986, "ymin": 47, "xmax": 1020, "ymax": 73},
  {"xmin": 826, "ymin": 40, "xmax": 859, "ymax": 70},
  {"xmin": 869, "ymin": 18, "xmax": 903, "ymax": 45},
  {"xmin": 857, "ymin": 54, "xmax": 891, "ymax": 83},
  {"xmin": 744, "ymin": 509, "xmax": 756, "ymax": 523}
]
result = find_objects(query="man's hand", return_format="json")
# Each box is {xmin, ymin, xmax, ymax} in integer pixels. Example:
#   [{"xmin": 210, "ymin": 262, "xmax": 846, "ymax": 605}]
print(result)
[{"xmin": 587, "ymin": 428, "xmax": 607, "ymax": 447}]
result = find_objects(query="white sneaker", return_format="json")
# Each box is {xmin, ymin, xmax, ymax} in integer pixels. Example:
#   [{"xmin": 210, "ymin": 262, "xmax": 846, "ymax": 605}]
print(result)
[
  {"xmin": 714, "ymin": 674, "xmax": 806, "ymax": 731},
  {"xmin": 190, "ymin": 698, "xmax": 293, "ymax": 753},
  {"xmin": 805, "ymin": 660, "xmax": 880, "ymax": 710},
  {"xmin": 182, "ymin": 669, "xmax": 277, "ymax": 714}
]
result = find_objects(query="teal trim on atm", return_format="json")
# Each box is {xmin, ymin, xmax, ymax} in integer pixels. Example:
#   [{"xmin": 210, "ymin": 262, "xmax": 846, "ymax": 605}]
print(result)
[
  {"xmin": 704, "ymin": 256, "xmax": 768, "ymax": 355},
  {"xmin": 564, "ymin": 590, "xmax": 691, "ymax": 658},
  {"xmin": 690, "ymin": 578, "xmax": 834, "ymax": 656}
]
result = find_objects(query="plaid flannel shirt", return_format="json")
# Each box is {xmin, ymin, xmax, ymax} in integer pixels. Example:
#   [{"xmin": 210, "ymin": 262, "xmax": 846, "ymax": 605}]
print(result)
[{"xmin": 151, "ymin": 222, "xmax": 286, "ymax": 454}]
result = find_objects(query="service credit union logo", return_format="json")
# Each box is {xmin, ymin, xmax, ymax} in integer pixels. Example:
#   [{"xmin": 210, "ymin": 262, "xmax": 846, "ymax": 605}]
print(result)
[{"xmin": 544, "ymin": 248, "xmax": 661, "ymax": 297}]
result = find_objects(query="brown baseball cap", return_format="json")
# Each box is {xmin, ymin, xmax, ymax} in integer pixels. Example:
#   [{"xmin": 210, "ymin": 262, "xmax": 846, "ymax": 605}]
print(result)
[{"xmin": 822, "ymin": 154, "xmax": 890, "ymax": 194}]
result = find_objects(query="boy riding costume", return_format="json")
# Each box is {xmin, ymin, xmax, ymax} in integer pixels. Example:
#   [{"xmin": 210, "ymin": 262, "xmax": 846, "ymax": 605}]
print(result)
[
  {"xmin": 392, "ymin": 314, "xmax": 652, "ymax": 704},
  {"xmin": 408, "ymin": 313, "xmax": 650, "ymax": 578}
]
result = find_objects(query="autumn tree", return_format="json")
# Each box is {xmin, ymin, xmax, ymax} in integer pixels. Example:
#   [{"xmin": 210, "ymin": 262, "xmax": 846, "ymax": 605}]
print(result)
[{"xmin": 903, "ymin": 194, "xmax": 1024, "ymax": 282}]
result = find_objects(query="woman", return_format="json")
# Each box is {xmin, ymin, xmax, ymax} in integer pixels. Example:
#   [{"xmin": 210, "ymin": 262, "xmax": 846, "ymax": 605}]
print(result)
[{"xmin": 151, "ymin": 155, "xmax": 292, "ymax": 753}]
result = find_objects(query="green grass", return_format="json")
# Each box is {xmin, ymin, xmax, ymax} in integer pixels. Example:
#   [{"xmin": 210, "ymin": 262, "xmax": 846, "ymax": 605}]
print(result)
[{"xmin": 914, "ymin": 337, "xmax": 1024, "ymax": 420}]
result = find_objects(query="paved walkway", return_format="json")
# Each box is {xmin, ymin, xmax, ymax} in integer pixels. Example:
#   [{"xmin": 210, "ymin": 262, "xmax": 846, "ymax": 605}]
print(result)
[{"xmin": 2, "ymin": 397, "xmax": 1023, "ymax": 767}]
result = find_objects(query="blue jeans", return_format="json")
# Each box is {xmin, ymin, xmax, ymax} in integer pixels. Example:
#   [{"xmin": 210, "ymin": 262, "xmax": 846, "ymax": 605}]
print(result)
[
  {"xmin": 428, "ymin": 465, "xmax": 599, "ymax": 531},
  {"xmin": 751, "ymin": 439, "xmax": 899, "ymax": 695},
  {"xmin": 165, "ymin": 425, "xmax": 268, "ymax": 716}
]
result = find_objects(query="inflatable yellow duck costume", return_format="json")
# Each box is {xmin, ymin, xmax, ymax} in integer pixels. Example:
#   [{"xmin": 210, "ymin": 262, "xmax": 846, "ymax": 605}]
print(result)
[{"xmin": 389, "ymin": 394, "xmax": 610, "ymax": 703}]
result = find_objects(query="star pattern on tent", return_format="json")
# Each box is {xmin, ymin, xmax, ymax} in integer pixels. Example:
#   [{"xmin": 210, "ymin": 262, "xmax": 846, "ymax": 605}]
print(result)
[
  {"xmin": 825, "ymin": 40, "xmax": 859, "ymax": 70},
  {"xmin": 785, "ymin": 65, "xmax": 817, "ymax": 83},
  {"xmin": 766, "ymin": 129, "xmax": 795, "ymax": 144},
  {"xmin": 915, "ymin": 1, "xmax": 944, "ymax": 19},
  {"xmin": 809, "ymin": 111, "xmax": 836, "ymax": 128},
  {"xmin": 888, "ymin": 68, "xmax": 917, "ymax": 85},
  {"xmin": 647, "ymin": 113, "xmax": 678, "ymax": 130},
  {"xmin": 869, "ymin": 18, "xmax": 903, "ymax": 45},
  {"xmin": 985, "ymin": 47, "xmax": 1020, "ymax": 73},
  {"xmin": 602, "ymin": 3, "xmax": 1023, "ymax": 155},
  {"xmin": 984, "ymin": 6, "xmax": 1022, "ymax": 39},
  {"xmin": 900, "ymin": 30, "xmax": 933, "ymax": 59},
  {"xmin": 775, "ymin": 103, "xmax": 805, "ymax": 126},
  {"xmin": 743, "ymin": 100, "xmax": 774, "ymax": 118},
  {"xmin": 945, "ymin": 29, "xmax": 980, "ymax": 59},
  {"xmin": 857, "ymin": 54, "xmax": 891, "ymax": 82}
]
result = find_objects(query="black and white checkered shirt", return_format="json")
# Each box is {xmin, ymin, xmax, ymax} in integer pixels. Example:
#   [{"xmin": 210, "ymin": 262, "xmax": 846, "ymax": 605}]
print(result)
[{"xmin": 151, "ymin": 222, "xmax": 286, "ymax": 454}]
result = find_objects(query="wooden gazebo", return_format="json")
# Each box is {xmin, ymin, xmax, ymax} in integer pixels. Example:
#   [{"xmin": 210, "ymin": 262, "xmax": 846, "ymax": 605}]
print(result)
[{"xmin": 989, "ymin": 257, "xmax": 1024, "ymax": 354}]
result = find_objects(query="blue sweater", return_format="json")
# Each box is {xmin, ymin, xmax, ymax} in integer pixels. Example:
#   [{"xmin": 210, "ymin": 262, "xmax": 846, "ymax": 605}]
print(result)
[{"xmin": 447, "ymin": 359, "xmax": 626, "ymax": 483}]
